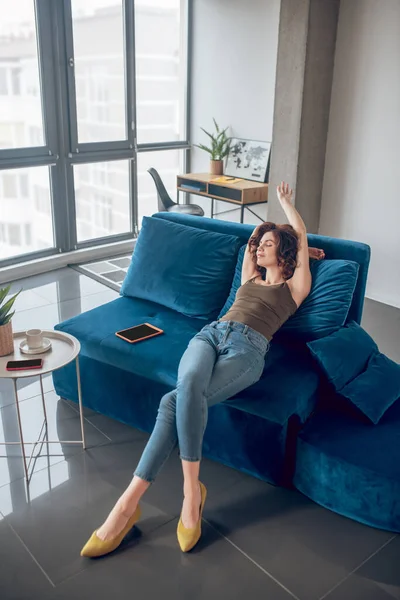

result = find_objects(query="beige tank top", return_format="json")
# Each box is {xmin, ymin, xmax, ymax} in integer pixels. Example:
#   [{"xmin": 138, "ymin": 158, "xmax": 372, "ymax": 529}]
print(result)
[{"xmin": 219, "ymin": 276, "xmax": 297, "ymax": 341}]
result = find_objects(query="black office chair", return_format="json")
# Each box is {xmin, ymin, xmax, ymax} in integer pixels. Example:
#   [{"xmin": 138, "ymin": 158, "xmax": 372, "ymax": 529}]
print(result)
[{"xmin": 147, "ymin": 168, "xmax": 204, "ymax": 216}]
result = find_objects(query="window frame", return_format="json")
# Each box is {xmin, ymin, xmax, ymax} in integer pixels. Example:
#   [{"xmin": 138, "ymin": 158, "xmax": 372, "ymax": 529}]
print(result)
[{"xmin": 0, "ymin": 0, "xmax": 192, "ymax": 269}]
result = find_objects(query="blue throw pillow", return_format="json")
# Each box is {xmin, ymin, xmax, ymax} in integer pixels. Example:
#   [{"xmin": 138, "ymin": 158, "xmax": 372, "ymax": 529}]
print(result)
[
  {"xmin": 339, "ymin": 353, "xmax": 400, "ymax": 424},
  {"xmin": 306, "ymin": 321, "xmax": 378, "ymax": 390},
  {"xmin": 121, "ymin": 216, "xmax": 242, "ymax": 320},
  {"xmin": 281, "ymin": 260, "xmax": 359, "ymax": 340},
  {"xmin": 218, "ymin": 245, "xmax": 246, "ymax": 318}
]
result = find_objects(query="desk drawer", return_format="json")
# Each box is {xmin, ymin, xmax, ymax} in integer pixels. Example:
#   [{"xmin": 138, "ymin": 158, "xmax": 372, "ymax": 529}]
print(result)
[
  {"xmin": 177, "ymin": 177, "xmax": 207, "ymax": 193},
  {"xmin": 208, "ymin": 184, "xmax": 242, "ymax": 202}
]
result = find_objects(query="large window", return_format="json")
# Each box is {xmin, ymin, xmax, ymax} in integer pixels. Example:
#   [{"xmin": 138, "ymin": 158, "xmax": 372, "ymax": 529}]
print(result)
[{"xmin": 0, "ymin": 0, "xmax": 189, "ymax": 267}]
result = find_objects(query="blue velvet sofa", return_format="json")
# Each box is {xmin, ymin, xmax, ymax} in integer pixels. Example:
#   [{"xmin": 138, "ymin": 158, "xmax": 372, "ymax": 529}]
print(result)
[{"xmin": 53, "ymin": 212, "xmax": 399, "ymax": 533}]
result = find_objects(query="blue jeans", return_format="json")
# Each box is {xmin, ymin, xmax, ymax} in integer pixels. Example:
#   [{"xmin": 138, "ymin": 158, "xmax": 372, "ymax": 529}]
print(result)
[{"xmin": 134, "ymin": 320, "xmax": 269, "ymax": 483}]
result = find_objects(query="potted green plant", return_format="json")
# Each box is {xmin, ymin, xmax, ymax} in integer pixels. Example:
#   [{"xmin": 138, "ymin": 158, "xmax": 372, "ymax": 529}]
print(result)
[
  {"xmin": 195, "ymin": 118, "xmax": 230, "ymax": 176},
  {"xmin": 0, "ymin": 284, "xmax": 21, "ymax": 356}
]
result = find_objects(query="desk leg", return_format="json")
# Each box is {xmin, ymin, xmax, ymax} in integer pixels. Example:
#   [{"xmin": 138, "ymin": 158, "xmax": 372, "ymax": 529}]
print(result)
[
  {"xmin": 211, "ymin": 198, "xmax": 214, "ymax": 219},
  {"xmin": 12, "ymin": 379, "xmax": 29, "ymax": 482},
  {"xmin": 76, "ymin": 356, "xmax": 86, "ymax": 450},
  {"xmin": 240, "ymin": 205, "xmax": 244, "ymax": 223}
]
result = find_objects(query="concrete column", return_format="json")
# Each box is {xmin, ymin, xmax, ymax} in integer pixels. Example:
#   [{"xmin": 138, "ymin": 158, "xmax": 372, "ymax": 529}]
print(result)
[{"xmin": 268, "ymin": 0, "xmax": 340, "ymax": 232}]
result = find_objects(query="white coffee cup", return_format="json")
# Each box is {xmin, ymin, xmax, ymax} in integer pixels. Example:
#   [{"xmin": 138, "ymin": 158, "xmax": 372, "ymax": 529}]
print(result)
[{"xmin": 26, "ymin": 329, "xmax": 44, "ymax": 349}]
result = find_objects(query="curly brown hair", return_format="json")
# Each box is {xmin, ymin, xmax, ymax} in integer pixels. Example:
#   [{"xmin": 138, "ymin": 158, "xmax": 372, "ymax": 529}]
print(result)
[{"xmin": 248, "ymin": 222, "xmax": 299, "ymax": 280}]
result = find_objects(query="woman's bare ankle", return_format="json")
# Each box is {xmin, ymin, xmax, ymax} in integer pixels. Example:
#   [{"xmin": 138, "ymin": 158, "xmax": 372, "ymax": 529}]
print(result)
[
  {"xmin": 183, "ymin": 481, "xmax": 201, "ymax": 498},
  {"xmin": 95, "ymin": 476, "xmax": 149, "ymax": 541},
  {"xmin": 117, "ymin": 495, "xmax": 137, "ymax": 516},
  {"xmin": 96, "ymin": 499, "xmax": 137, "ymax": 541}
]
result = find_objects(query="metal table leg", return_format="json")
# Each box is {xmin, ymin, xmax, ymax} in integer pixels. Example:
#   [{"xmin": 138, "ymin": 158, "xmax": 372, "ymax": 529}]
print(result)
[
  {"xmin": 12, "ymin": 378, "xmax": 29, "ymax": 481},
  {"xmin": 39, "ymin": 374, "xmax": 49, "ymax": 434},
  {"xmin": 76, "ymin": 356, "xmax": 86, "ymax": 450}
]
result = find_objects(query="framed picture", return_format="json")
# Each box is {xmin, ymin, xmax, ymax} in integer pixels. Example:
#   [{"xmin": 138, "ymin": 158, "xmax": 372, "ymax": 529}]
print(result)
[{"xmin": 224, "ymin": 138, "xmax": 271, "ymax": 183}]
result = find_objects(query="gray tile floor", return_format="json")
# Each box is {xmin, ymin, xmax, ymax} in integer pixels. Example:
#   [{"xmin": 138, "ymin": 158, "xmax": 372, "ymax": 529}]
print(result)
[{"xmin": 0, "ymin": 268, "xmax": 399, "ymax": 600}]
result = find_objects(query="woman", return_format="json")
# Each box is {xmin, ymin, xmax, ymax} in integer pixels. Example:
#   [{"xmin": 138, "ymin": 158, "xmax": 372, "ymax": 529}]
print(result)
[{"xmin": 81, "ymin": 181, "xmax": 322, "ymax": 558}]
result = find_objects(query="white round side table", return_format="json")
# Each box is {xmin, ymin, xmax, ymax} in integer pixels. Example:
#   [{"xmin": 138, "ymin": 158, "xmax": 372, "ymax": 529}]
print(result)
[{"xmin": 0, "ymin": 329, "xmax": 85, "ymax": 482}]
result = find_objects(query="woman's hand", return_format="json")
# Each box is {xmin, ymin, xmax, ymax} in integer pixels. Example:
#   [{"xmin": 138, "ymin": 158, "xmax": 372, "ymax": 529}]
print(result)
[
  {"xmin": 308, "ymin": 247, "xmax": 325, "ymax": 261},
  {"xmin": 277, "ymin": 181, "xmax": 293, "ymax": 205}
]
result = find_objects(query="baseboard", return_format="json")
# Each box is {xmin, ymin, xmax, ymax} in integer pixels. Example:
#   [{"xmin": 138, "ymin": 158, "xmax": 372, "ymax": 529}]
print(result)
[{"xmin": 365, "ymin": 292, "xmax": 400, "ymax": 310}]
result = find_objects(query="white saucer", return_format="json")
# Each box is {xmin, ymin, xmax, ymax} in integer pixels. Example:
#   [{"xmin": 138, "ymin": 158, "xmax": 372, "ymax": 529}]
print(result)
[{"xmin": 19, "ymin": 338, "xmax": 52, "ymax": 355}]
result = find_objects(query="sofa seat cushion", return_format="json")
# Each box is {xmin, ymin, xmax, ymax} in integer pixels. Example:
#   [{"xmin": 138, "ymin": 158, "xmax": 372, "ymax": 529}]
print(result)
[
  {"xmin": 56, "ymin": 296, "xmax": 320, "ymax": 425},
  {"xmin": 226, "ymin": 343, "xmax": 320, "ymax": 425},
  {"xmin": 55, "ymin": 296, "xmax": 205, "ymax": 387},
  {"xmin": 294, "ymin": 401, "xmax": 400, "ymax": 532}
]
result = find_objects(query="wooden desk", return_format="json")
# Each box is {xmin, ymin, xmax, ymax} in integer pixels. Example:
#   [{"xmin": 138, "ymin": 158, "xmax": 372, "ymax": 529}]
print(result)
[{"xmin": 177, "ymin": 173, "xmax": 268, "ymax": 223}]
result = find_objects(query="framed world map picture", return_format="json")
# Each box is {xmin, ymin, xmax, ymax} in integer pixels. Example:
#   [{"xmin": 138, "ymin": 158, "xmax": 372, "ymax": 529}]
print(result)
[{"xmin": 224, "ymin": 138, "xmax": 271, "ymax": 183}]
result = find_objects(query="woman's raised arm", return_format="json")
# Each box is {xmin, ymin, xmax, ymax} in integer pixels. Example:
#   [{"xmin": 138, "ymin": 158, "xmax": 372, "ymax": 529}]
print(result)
[{"xmin": 277, "ymin": 182, "xmax": 312, "ymax": 306}]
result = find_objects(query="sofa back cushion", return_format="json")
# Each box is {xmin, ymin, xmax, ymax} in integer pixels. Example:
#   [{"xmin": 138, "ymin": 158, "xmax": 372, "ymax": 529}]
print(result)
[
  {"xmin": 281, "ymin": 259, "xmax": 359, "ymax": 340},
  {"xmin": 218, "ymin": 253, "xmax": 359, "ymax": 340},
  {"xmin": 154, "ymin": 212, "xmax": 371, "ymax": 325},
  {"xmin": 121, "ymin": 216, "xmax": 242, "ymax": 320}
]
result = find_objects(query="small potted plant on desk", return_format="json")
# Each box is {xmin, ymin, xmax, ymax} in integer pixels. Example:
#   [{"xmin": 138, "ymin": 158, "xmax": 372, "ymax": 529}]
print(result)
[
  {"xmin": 195, "ymin": 118, "xmax": 230, "ymax": 176},
  {"xmin": 0, "ymin": 285, "xmax": 21, "ymax": 356}
]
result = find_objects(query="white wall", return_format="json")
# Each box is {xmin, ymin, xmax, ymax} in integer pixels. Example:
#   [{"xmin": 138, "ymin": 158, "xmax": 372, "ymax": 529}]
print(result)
[
  {"xmin": 190, "ymin": 0, "xmax": 280, "ymax": 224},
  {"xmin": 320, "ymin": 0, "xmax": 400, "ymax": 308}
]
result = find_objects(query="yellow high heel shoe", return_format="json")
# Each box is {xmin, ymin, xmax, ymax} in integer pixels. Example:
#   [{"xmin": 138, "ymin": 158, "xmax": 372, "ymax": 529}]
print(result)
[
  {"xmin": 80, "ymin": 505, "xmax": 141, "ymax": 558},
  {"xmin": 177, "ymin": 481, "xmax": 207, "ymax": 552}
]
